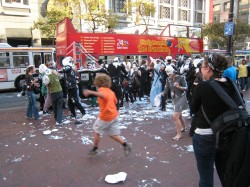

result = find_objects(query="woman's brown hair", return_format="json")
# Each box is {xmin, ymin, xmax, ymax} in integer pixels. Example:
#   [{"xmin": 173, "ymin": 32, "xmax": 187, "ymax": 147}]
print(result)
[
  {"xmin": 204, "ymin": 54, "xmax": 228, "ymax": 78},
  {"xmin": 26, "ymin": 65, "xmax": 35, "ymax": 75}
]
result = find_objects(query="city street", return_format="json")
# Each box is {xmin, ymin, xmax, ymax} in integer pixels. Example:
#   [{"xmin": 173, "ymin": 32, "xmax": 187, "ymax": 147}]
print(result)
[
  {"xmin": 0, "ymin": 90, "xmax": 27, "ymax": 110},
  {"xmin": 0, "ymin": 90, "xmax": 249, "ymax": 187}
]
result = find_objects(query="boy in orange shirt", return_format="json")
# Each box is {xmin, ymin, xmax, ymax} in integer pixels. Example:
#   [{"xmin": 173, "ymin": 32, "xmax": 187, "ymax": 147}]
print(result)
[{"xmin": 83, "ymin": 73, "xmax": 132, "ymax": 156}]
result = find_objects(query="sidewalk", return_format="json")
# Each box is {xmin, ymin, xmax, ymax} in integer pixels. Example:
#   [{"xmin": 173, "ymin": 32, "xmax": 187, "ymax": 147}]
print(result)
[{"xmin": 0, "ymin": 90, "xmax": 249, "ymax": 187}]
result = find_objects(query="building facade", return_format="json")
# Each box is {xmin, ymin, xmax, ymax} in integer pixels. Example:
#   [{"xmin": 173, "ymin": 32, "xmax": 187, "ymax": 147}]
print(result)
[
  {"xmin": 213, "ymin": 0, "xmax": 250, "ymax": 50},
  {"xmin": 0, "ymin": 0, "xmax": 211, "ymax": 47},
  {"xmin": 0, "ymin": 0, "xmax": 41, "ymax": 46}
]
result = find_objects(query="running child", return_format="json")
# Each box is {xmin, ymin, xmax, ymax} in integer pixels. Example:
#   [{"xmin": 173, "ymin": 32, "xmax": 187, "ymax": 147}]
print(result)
[{"xmin": 83, "ymin": 73, "xmax": 132, "ymax": 156}]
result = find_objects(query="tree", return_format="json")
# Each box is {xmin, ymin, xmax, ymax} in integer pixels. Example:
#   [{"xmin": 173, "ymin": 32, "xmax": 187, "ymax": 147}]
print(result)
[
  {"xmin": 79, "ymin": 0, "xmax": 118, "ymax": 33},
  {"xmin": 123, "ymin": 0, "xmax": 156, "ymax": 30},
  {"xmin": 202, "ymin": 20, "xmax": 250, "ymax": 51},
  {"xmin": 103, "ymin": 10, "xmax": 119, "ymax": 31},
  {"xmin": 33, "ymin": 6, "xmax": 72, "ymax": 47}
]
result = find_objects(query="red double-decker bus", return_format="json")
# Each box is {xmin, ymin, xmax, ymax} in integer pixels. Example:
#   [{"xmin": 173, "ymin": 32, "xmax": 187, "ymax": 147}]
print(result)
[{"xmin": 56, "ymin": 17, "xmax": 203, "ymax": 69}]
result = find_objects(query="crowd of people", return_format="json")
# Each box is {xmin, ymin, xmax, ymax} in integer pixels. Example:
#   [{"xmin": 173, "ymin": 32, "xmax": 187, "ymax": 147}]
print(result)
[
  {"xmin": 24, "ymin": 54, "xmax": 250, "ymax": 132},
  {"xmin": 24, "ymin": 53, "xmax": 250, "ymax": 186}
]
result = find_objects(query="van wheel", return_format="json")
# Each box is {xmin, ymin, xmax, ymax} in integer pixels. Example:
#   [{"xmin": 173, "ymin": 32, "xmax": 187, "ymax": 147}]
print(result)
[{"xmin": 15, "ymin": 77, "xmax": 26, "ymax": 91}]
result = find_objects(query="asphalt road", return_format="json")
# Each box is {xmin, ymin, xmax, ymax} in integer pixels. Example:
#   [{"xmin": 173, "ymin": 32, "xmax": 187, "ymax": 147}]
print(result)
[
  {"xmin": 0, "ymin": 96, "xmax": 217, "ymax": 187},
  {"xmin": 0, "ymin": 90, "xmax": 27, "ymax": 110}
]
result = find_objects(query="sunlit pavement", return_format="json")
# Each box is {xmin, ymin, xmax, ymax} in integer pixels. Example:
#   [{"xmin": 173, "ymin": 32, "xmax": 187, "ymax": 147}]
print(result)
[{"xmin": 0, "ymin": 91, "xmax": 249, "ymax": 187}]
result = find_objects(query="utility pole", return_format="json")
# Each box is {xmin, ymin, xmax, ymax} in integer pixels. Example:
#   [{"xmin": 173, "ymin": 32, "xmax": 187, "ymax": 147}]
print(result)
[{"xmin": 227, "ymin": 0, "xmax": 235, "ymax": 56}]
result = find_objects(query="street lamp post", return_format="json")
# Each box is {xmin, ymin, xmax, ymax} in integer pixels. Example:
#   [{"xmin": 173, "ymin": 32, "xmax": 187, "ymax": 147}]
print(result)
[{"xmin": 227, "ymin": 0, "xmax": 235, "ymax": 56}]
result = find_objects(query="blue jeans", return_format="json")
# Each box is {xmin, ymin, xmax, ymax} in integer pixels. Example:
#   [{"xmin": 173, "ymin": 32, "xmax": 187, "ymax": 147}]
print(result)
[
  {"xmin": 51, "ymin": 91, "xmax": 63, "ymax": 123},
  {"xmin": 193, "ymin": 133, "xmax": 216, "ymax": 187},
  {"xmin": 239, "ymin": 77, "xmax": 248, "ymax": 90},
  {"xmin": 26, "ymin": 91, "xmax": 40, "ymax": 119}
]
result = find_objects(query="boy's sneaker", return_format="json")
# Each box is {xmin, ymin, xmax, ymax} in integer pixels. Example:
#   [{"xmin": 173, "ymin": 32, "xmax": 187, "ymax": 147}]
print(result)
[
  {"xmin": 88, "ymin": 149, "xmax": 98, "ymax": 155},
  {"xmin": 124, "ymin": 143, "xmax": 132, "ymax": 157}
]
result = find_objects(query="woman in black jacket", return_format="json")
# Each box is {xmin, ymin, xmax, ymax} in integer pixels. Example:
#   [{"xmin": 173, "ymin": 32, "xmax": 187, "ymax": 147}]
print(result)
[{"xmin": 191, "ymin": 54, "xmax": 239, "ymax": 187}]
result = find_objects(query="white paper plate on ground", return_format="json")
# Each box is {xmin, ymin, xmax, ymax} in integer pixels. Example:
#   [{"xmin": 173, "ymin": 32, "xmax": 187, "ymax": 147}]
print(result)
[{"xmin": 105, "ymin": 172, "xmax": 127, "ymax": 184}]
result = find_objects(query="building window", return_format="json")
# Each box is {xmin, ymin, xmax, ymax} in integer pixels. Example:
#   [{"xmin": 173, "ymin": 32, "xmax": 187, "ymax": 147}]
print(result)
[
  {"xmin": 195, "ymin": 12, "xmax": 203, "ymax": 23},
  {"xmin": 213, "ymin": 4, "xmax": 220, "ymax": 11},
  {"xmin": 239, "ymin": 0, "xmax": 249, "ymax": 5},
  {"xmin": 214, "ymin": 15, "xmax": 218, "ymax": 22},
  {"xmin": 3, "ymin": 0, "xmax": 29, "ymax": 7},
  {"xmin": 195, "ymin": 0, "xmax": 203, "ymax": 10},
  {"xmin": 160, "ymin": 0, "xmax": 174, "ymax": 20},
  {"xmin": 178, "ymin": 0, "xmax": 190, "ymax": 22},
  {"xmin": 110, "ymin": 0, "xmax": 126, "ymax": 13},
  {"xmin": 194, "ymin": 0, "xmax": 205, "ymax": 24},
  {"xmin": 179, "ymin": 10, "xmax": 188, "ymax": 21},
  {"xmin": 117, "ymin": 0, "xmax": 125, "ymax": 12},
  {"xmin": 223, "ymin": 2, "xmax": 230, "ymax": 11}
]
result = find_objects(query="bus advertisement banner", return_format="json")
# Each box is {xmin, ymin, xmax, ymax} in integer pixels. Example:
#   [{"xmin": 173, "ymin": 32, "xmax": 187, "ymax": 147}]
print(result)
[{"xmin": 56, "ymin": 18, "xmax": 203, "ymax": 68}]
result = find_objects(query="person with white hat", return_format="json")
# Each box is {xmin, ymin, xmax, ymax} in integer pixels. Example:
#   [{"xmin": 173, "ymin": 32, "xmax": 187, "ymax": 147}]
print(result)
[
  {"xmin": 39, "ymin": 64, "xmax": 63, "ymax": 125},
  {"xmin": 162, "ymin": 66, "xmax": 188, "ymax": 140},
  {"xmin": 107, "ymin": 57, "xmax": 128, "ymax": 109},
  {"xmin": 62, "ymin": 56, "xmax": 86, "ymax": 119}
]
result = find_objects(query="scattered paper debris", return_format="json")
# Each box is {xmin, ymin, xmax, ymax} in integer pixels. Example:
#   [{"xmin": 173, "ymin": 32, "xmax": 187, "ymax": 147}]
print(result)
[
  {"xmin": 186, "ymin": 145, "xmax": 194, "ymax": 152},
  {"xmin": 43, "ymin": 130, "xmax": 52, "ymax": 135}
]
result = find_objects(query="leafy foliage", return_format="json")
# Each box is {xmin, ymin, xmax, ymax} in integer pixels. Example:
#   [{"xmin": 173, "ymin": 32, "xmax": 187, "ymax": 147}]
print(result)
[
  {"xmin": 202, "ymin": 20, "xmax": 250, "ymax": 50},
  {"xmin": 33, "ymin": 6, "xmax": 72, "ymax": 46},
  {"xmin": 123, "ymin": 0, "xmax": 156, "ymax": 28},
  {"xmin": 80, "ymin": 0, "xmax": 118, "ymax": 32},
  {"xmin": 103, "ymin": 11, "xmax": 119, "ymax": 29}
]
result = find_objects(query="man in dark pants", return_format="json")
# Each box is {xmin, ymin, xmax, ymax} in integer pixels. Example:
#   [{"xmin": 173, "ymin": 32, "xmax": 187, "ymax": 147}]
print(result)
[
  {"xmin": 62, "ymin": 57, "xmax": 86, "ymax": 119},
  {"xmin": 138, "ymin": 60, "xmax": 148, "ymax": 100},
  {"xmin": 107, "ymin": 57, "xmax": 128, "ymax": 109},
  {"xmin": 159, "ymin": 64, "xmax": 168, "ymax": 111}
]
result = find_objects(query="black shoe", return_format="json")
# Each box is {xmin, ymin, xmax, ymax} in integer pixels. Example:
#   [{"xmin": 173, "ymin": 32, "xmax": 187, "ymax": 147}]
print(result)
[
  {"xmin": 74, "ymin": 121, "xmax": 82, "ymax": 125},
  {"xmin": 124, "ymin": 143, "xmax": 132, "ymax": 157},
  {"xmin": 88, "ymin": 149, "xmax": 98, "ymax": 155},
  {"xmin": 160, "ymin": 108, "xmax": 166, "ymax": 111}
]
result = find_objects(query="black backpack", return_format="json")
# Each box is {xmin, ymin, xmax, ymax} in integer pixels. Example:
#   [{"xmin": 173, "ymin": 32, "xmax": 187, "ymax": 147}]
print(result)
[
  {"xmin": 202, "ymin": 79, "xmax": 250, "ymax": 187},
  {"xmin": 201, "ymin": 78, "xmax": 250, "ymax": 148}
]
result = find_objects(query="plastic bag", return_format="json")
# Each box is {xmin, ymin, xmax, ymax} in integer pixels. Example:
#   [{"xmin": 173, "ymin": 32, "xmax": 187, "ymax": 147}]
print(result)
[{"xmin": 154, "ymin": 93, "xmax": 162, "ymax": 107}]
